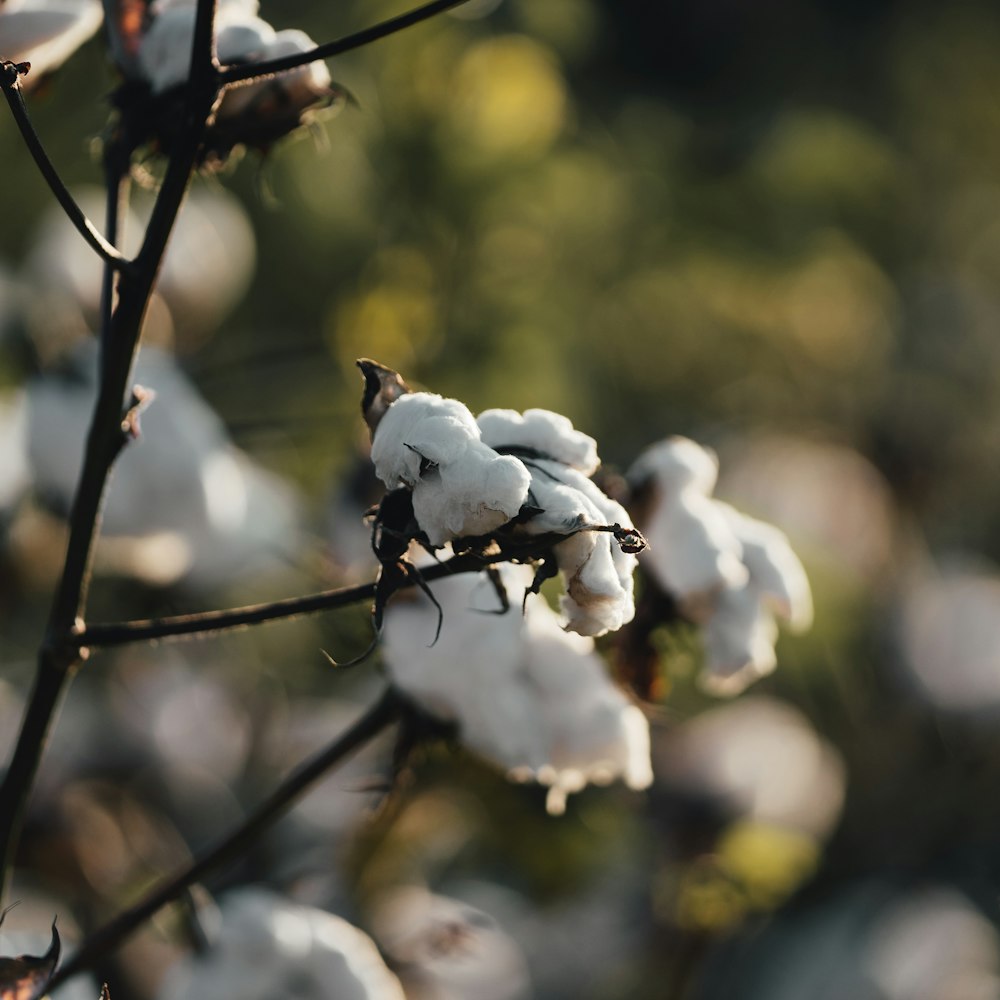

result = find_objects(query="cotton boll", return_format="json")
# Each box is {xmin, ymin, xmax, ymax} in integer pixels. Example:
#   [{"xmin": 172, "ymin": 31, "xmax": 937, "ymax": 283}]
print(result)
[
  {"xmin": 382, "ymin": 563, "xmax": 652, "ymax": 812},
  {"xmin": 381, "ymin": 562, "xmax": 551, "ymax": 772},
  {"xmin": 524, "ymin": 460, "xmax": 636, "ymax": 636},
  {"xmin": 220, "ymin": 29, "xmax": 332, "ymax": 121},
  {"xmin": 371, "ymin": 394, "xmax": 530, "ymax": 546},
  {"xmin": 629, "ymin": 435, "xmax": 721, "ymax": 497},
  {"xmin": 139, "ymin": 6, "xmax": 275, "ymax": 95},
  {"xmin": 700, "ymin": 584, "xmax": 780, "ymax": 695},
  {"xmin": 477, "ymin": 407, "xmax": 599, "ymax": 474},
  {"xmin": 156, "ymin": 889, "xmax": 405, "ymax": 1000},
  {"xmin": 0, "ymin": 390, "xmax": 30, "ymax": 515},
  {"xmin": 25, "ymin": 341, "xmax": 301, "ymax": 588},
  {"xmin": 371, "ymin": 888, "xmax": 531, "ymax": 1000},
  {"xmin": 720, "ymin": 503, "xmax": 813, "ymax": 632},
  {"xmin": 0, "ymin": 0, "xmax": 103, "ymax": 82},
  {"xmin": 522, "ymin": 604, "xmax": 653, "ymax": 815},
  {"xmin": 628, "ymin": 438, "xmax": 748, "ymax": 608}
]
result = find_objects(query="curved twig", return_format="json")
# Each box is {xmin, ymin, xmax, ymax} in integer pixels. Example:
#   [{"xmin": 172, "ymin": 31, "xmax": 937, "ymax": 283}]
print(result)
[
  {"xmin": 49, "ymin": 689, "xmax": 402, "ymax": 989},
  {"xmin": 0, "ymin": 62, "xmax": 132, "ymax": 270},
  {"xmin": 219, "ymin": 0, "xmax": 472, "ymax": 87}
]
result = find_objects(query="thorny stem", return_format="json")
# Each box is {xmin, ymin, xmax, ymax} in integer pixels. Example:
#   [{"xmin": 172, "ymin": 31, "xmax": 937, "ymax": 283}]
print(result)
[
  {"xmin": 49, "ymin": 689, "xmax": 402, "ymax": 989},
  {"xmin": 0, "ymin": 62, "xmax": 131, "ymax": 269},
  {"xmin": 0, "ymin": 2, "xmax": 222, "ymax": 903},
  {"xmin": 219, "ymin": 0, "xmax": 472, "ymax": 87}
]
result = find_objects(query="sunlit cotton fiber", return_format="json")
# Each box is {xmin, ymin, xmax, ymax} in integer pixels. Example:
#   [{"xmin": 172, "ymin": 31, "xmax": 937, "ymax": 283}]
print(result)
[{"xmin": 370, "ymin": 392, "xmax": 530, "ymax": 546}]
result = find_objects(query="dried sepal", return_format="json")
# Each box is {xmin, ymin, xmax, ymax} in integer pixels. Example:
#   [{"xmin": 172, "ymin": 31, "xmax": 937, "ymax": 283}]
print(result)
[{"xmin": 0, "ymin": 919, "xmax": 60, "ymax": 1000}]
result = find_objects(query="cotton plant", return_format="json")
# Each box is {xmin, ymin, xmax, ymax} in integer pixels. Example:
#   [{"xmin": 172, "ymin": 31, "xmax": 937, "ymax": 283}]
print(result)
[
  {"xmin": 381, "ymin": 560, "xmax": 653, "ymax": 816},
  {"xmin": 97, "ymin": 0, "xmax": 339, "ymax": 163},
  {"xmin": 361, "ymin": 360, "xmax": 641, "ymax": 638},
  {"xmin": 627, "ymin": 436, "xmax": 813, "ymax": 694},
  {"xmin": 0, "ymin": 0, "xmax": 102, "ymax": 82},
  {"xmin": 0, "ymin": 1, "xmax": 828, "ymax": 995}
]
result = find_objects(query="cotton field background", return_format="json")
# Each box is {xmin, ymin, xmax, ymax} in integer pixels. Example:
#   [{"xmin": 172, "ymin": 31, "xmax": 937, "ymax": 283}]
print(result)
[{"xmin": 2, "ymin": 1, "xmax": 1000, "ymax": 998}]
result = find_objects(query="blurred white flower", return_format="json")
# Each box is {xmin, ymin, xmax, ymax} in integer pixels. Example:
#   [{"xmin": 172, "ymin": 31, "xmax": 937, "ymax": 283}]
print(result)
[
  {"xmin": 629, "ymin": 437, "xmax": 812, "ymax": 693},
  {"xmin": 370, "ymin": 392, "xmax": 531, "ymax": 546},
  {"xmin": 697, "ymin": 881, "xmax": 998, "ymax": 1000},
  {"xmin": 655, "ymin": 696, "xmax": 845, "ymax": 839},
  {"xmin": 701, "ymin": 504, "xmax": 813, "ymax": 694},
  {"xmin": 25, "ymin": 340, "xmax": 301, "ymax": 588},
  {"xmin": 866, "ymin": 887, "xmax": 1000, "ymax": 1000},
  {"xmin": 156, "ymin": 888, "xmax": 405, "ymax": 1000},
  {"xmin": 479, "ymin": 407, "xmax": 637, "ymax": 637},
  {"xmin": 382, "ymin": 561, "xmax": 653, "ymax": 815},
  {"xmin": 0, "ymin": 0, "xmax": 102, "ymax": 81},
  {"xmin": 26, "ymin": 185, "xmax": 256, "ymax": 344},
  {"xmin": 371, "ymin": 887, "xmax": 530, "ymax": 1000},
  {"xmin": 895, "ymin": 560, "xmax": 1000, "ymax": 716},
  {"xmin": 627, "ymin": 436, "xmax": 747, "ymax": 609},
  {"xmin": 719, "ymin": 434, "xmax": 895, "ymax": 584},
  {"xmin": 136, "ymin": 0, "xmax": 332, "ymax": 148},
  {"xmin": 0, "ymin": 389, "xmax": 30, "ymax": 515}
]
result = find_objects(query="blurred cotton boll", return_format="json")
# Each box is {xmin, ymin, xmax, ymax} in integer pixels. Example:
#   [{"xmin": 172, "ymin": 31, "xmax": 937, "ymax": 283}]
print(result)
[
  {"xmin": 718, "ymin": 434, "xmax": 896, "ymax": 585},
  {"xmin": 381, "ymin": 561, "xmax": 652, "ymax": 815},
  {"xmin": 156, "ymin": 888, "xmax": 405, "ymax": 1000},
  {"xmin": 894, "ymin": 560, "xmax": 1000, "ymax": 716},
  {"xmin": 697, "ymin": 881, "xmax": 999, "ymax": 1000},
  {"xmin": 655, "ymin": 696, "xmax": 845, "ymax": 840},
  {"xmin": 866, "ymin": 887, "xmax": 1000, "ymax": 1000},
  {"xmin": 628, "ymin": 437, "xmax": 812, "ymax": 693},
  {"xmin": 371, "ymin": 887, "xmax": 530, "ymax": 1000},
  {"xmin": 0, "ymin": 0, "xmax": 102, "ymax": 82},
  {"xmin": 134, "ymin": 0, "xmax": 334, "ymax": 154},
  {"xmin": 0, "ymin": 389, "xmax": 30, "ymax": 515},
  {"xmin": 25, "ymin": 185, "xmax": 255, "ymax": 348},
  {"xmin": 25, "ymin": 340, "xmax": 301, "ymax": 589}
]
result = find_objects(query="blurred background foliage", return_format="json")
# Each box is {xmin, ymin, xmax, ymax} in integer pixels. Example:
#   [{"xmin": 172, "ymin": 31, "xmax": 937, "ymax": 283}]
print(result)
[{"xmin": 5, "ymin": 0, "xmax": 1000, "ymax": 997}]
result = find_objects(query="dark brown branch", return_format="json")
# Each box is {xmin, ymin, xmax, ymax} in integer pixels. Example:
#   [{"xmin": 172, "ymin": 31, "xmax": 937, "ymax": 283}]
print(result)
[
  {"xmin": 49, "ymin": 689, "xmax": 402, "ymax": 989},
  {"xmin": 0, "ymin": 13, "xmax": 223, "ymax": 903},
  {"xmin": 76, "ymin": 522, "xmax": 641, "ymax": 650},
  {"xmin": 219, "ymin": 0, "xmax": 472, "ymax": 87},
  {"xmin": 0, "ymin": 62, "xmax": 131, "ymax": 270},
  {"xmin": 77, "ymin": 551, "xmax": 488, "ymax": 648}
]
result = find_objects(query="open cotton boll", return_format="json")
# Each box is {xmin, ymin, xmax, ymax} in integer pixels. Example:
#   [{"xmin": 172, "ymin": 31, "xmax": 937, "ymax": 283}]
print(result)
[
  {"xmin": 139, "ymin": 6, "xmax": 276, "ymax": 94},
  {"xmin": 522, "ymin": 602, "xmax": 653, "ymax": 815},
  {"xmin": 629, "ymin": 435, "xmax": 721, "ymax": 497},
  {"xmin": 523, "ymin": 459, "xmax": 636, "ymax": 636},
  {"xmin": 701, "ymin": 583, "xmax": 780, "ymax": 695},
  {"xmin": 156, "ymin": 888, "xmax": 405, "ymax": 1000},
  {"xmin": 719, "ymin": 503, "xmax": 814, "ymax": 632},
  {"xmin": 478, "ymin": 407, "xmax": 599, "ymax": 475},
  {"xmin": 628, "ymin": 438, "xmax": 748, "ymax": 610},
  {"xmin": 220, "ymin": 28, "xmax": 332, "ymax": 120},
  {"xmin": 371, "ymin": 888, "xmax": 531, "ymax": 1000},
  {"xmin": 0, "ymin": 0, "xmax": 103, "ymax": 81},
  {"xmin": 371, "ymin": 393, "xmax": 530, "ymax": 546},
  {"xmin": 382, "ymin": 562, "xmax": 652, "ymax": 812},
  {"xmin": 381, "ymin": 561, "xmax": 551, "ymax": 772}
]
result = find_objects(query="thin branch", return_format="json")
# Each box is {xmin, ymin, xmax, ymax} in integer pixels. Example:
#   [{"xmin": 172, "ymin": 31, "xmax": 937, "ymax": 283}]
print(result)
[
  {"xmin": 0, "ymin": 21, "xmax": 222, "ymax": 903},
  {"xmin": 219, "ymin": 0, "xmax": 472, "ymax": 87},
  {"xmin": 76, "ymin": 522, "xmax": 642, "ymax": 650},
  {"xmin": 0, "ymin": 62, "xmax": 132, "ymax": 270},
  {"xmin": 77, "ymin": 551, "xmax": 487, "ymax": 648},
  {"xmin": 49, "ymin": 689, "xmax": 402, "ymax": 989}
]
